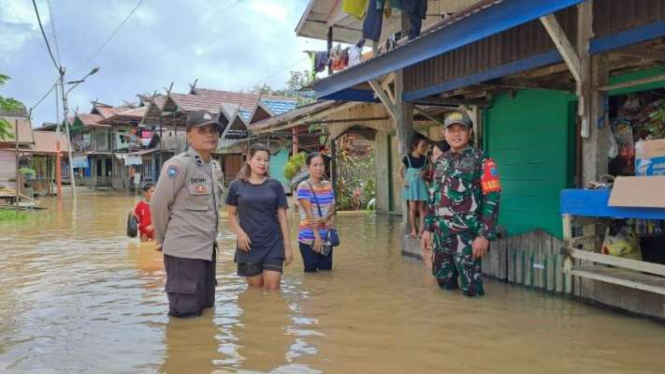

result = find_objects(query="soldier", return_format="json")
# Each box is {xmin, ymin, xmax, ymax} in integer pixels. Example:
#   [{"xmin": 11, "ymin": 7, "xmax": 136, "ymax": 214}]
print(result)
[
  {"xmin": 421, "ymin": 111, "xmax": 501, "ymax": 297},
  {"xmin": 151, "ymin": 110, "xmax": 224, "ymax": 317}
]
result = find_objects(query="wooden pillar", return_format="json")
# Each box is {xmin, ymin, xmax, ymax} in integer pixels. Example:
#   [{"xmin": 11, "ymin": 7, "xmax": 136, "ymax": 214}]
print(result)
[
  {"xmin": 581, "ymin": 55, "xmax": 610, "ymax": 185},
  {"xmin": 330, "ymin": 137, "xmax": 338, "ymax": 198},
  {"xmin": 394, "ymin": 70, "xmax": 413, "ymax": 158},
  {"xmin": 15, "ymin": 119, "xmax": 19, "ymax": 211},
  {"xmin": 292, "ymin": 127, "xmax": 299, "ymax": 155}
]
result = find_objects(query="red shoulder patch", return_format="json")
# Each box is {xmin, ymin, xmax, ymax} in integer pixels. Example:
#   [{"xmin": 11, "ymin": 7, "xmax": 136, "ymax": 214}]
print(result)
[{"xmin": 481, "ymin": 158, "xmax": 501, "ymax": 194}]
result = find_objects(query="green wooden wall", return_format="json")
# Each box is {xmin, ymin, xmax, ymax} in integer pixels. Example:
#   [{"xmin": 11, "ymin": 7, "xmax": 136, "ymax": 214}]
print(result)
[
  {"xmin": 270, "ymin": 148, "xmax": 289, "ymax": 189},
  {"xmin": 484, "ymin": 89, "xmax": 576, "ymax": 239}
]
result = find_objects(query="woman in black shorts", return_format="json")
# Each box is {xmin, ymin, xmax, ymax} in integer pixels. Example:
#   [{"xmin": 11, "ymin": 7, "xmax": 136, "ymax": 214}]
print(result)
[{"xmin": 226, "ymin": 144, "xmax": 294, "ymax": 290}]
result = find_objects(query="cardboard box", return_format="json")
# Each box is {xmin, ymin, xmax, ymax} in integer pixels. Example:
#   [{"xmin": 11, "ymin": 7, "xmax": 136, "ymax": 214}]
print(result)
[
  {"xmin": 609, "ymin": 176, "xmax": 665, "ymax": 208},
  {"xmin": 635, "ymin": 139, "xmax": 665, "ymax": 176}
]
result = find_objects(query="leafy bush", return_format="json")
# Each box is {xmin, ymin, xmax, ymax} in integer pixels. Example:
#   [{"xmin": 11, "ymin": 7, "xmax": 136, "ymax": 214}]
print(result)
[{"xmin": 284, "ymin": 152, "xmax": 307, "ymax": 181}]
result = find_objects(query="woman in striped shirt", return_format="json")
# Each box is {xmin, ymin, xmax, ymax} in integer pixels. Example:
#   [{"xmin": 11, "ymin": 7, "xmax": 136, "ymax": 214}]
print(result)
[{"xmin": 297, "ymin": 152, "xmax": 336, "ymax": 272}]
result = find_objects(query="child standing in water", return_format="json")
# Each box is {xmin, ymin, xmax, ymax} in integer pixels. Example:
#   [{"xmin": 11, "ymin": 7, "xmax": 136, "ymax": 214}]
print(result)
[
  {"xmin": 399, "ymin": 134, "xmax": 429, "ymax": 238},
  {"xmin": 134, "ymin": 183, "xmax": 156, "ymax": 242}
]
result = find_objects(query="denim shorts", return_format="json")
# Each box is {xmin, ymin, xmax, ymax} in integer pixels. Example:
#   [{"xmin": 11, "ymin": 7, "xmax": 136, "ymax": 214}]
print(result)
[{"xmin": 237, "ymin": 259, "xmax": 283, "ymax": 277}]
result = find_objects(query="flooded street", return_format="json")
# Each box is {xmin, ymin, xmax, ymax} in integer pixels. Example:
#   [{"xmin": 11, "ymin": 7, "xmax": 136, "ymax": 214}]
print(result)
[{"xmin": 1, "ymin": 193, "xmax": 664, "ymax": 374}]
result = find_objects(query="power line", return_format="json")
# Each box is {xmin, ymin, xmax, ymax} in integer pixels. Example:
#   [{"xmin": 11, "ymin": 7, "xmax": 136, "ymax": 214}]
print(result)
[
  {"xmin": 248, "ymin": 57, "xmax": 308, "ymax": 89},
  {"xmin": 46, "ymin": 0, "xmax": 62, "ymax": 65},
  {"xmin": 73, "ymin": 0, "xmax": 146, "ymax": 73},
  {"xmin": 31, "ymin": 0, "xmax": 60, "ymax": 71},
  {"xmin": 29, "ymin": 78, "xmax": 59, "ymax": 114}
]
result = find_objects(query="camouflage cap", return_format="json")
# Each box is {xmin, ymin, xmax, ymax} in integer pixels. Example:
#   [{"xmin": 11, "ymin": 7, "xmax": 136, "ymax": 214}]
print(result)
[{"xmin": 443, "ymin": 111, "xmax": 472, "ymax": 129}]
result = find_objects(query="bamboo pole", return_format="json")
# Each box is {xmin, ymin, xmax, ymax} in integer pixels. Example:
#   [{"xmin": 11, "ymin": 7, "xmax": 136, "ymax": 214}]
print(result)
[{"xmin": 15, "ymin": 119, "xmax": 19, "ymax": 212}]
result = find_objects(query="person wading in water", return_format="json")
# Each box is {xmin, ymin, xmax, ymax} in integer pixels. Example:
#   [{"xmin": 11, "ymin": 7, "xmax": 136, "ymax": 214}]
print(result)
[
  {"xmin": 151, "ymin": 110, "xmax": 223, "ymax": 317},
  {"xmin": 226, "ymin": 144, "xmax": 294, "ymax": 290}
]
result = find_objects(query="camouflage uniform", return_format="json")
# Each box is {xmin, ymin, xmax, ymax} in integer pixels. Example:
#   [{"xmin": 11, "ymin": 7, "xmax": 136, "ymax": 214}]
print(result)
[{"xmin": 424, "ymin": 146, "xmax": 501, "ymax": 296}]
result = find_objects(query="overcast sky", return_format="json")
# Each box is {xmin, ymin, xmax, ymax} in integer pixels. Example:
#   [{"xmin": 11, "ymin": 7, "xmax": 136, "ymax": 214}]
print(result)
[{"xmin": 0, "ymin": 0, "xmax": 326, "ymax": 126}]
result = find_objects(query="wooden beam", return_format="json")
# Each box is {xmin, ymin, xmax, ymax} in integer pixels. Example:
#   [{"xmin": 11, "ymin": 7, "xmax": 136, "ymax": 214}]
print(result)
[
  {"xmin": 577, "ymin": 0, "xmax": 593, "ymax": 138},
  {"xmin": 413, "ymin": 106, "xmax": 445, "ymax": 126},
  {"xmin": 569, "ymin": 248, "xmax": 665, "ymax": 277},
  {"xmin": 617, "ymin": 46, "xmax": 665, "ymax": 62},
  {"xmin": 491, "ymin": 78, "xmax": 576, "ymax": 91},
  {"xmin": 369, "ymin": 79, "xmax": 397, "ymax": 120},
  {"xmin": 442, "ymin": 85, "xmax": 489, "ymax": 98},
  {"xmin": 570, "ymin": 265, "xmax": 665, "ymax": 296},
  {"xmin": 540, "ymin": 14, "xmax": 582, "ymax": 83},
  {"xmin": 596, "ymin": 73, "xmax": 665, "ymax": 92},
  {"xmin": 414, "ymin": 97, "xmax": 489, "ymax": 106}
]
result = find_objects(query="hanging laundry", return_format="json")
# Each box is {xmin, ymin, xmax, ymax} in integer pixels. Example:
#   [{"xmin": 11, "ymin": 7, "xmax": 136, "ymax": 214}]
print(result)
[
  {"xmin": 308, "ymin": 51, "xmax": 317, "ymax": 80},
  {"xmin": 377, "ymin": 0, "xmax": 402, "ymax": 11},
  {"xmin": 403, "ymin": 0, "xmax": 427, "ymax": 40},
  {"xmin": 342, "ymin": 0, "xmax": 369, "ymax": 19},
  {"xmin": 363, "ymin": 0, "xmax": 383, "ymax": 42},
  {"xmin": 348, "ymin": 45, "xmax": 363, "ymax": 67},
  {"xmin": 330, "ymin": 45, "xmax": 349, "ymax": 72},
  {"xmin": 314, "ymin": 51, "xmax": 329, "ymax": 73}
]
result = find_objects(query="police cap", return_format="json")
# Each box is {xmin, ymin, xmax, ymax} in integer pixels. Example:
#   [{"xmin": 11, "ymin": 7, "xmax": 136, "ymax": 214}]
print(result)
[{"xmin": 186, "ymin": 110, "xmax": 224, "ymax": 133}]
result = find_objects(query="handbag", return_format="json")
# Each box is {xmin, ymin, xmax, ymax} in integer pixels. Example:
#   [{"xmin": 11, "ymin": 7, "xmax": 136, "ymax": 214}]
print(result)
[
  {"xmin": 306, "ymin": 181, "xmax": 340, "ymax": 247},
  {"xmin": 127, "ymin": 213, "xmax": 138, "ymax": 238}
]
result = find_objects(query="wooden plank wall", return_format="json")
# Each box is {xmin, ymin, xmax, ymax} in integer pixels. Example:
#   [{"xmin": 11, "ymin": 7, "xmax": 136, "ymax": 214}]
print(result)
[
  {"xmin": 483, "ymin": 230, "xmax": 566, "ymax": 294},
  {"xmin": 594, "ymin": 0, "xmax": 665, "ymax": 37},
  {"xmin": 404, "ymin": 8, "xmax": 577, "ymax": 93}
]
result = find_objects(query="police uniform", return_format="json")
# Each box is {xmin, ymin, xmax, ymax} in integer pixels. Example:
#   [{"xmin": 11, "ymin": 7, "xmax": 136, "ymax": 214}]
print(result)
[
  {"xmin": 424, "ymin": 112, "xmax": 501, "ymax": 297},
  {"xmin": 151, "ymin": 110, "xmax": 223, "ymax": 317}
]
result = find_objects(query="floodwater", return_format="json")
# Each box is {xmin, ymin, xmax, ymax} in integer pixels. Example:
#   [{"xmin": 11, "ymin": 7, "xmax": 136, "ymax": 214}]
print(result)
[{"xmin": 1, "ymin": 193, "xmax": 664, "ymax": 374}]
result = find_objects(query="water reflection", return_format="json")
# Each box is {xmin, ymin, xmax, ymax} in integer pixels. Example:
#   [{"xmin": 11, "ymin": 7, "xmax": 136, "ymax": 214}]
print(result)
[
  {"xmin": 232, "ymin": 289, "xmax": 293, "ymax": 372},
  {"xmin": 1, "ymin": 194, "xmax": 665, "ymax": 373},
  {"xmin": 160, "ymin": 310, "xmax": 220, "ymax": 374}
]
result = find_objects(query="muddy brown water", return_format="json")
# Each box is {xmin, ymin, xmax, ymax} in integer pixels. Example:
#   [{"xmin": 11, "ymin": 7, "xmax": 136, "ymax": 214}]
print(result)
[{"xmin": 0, "ymin": 193, "xmax": 664, "ymax": 373}]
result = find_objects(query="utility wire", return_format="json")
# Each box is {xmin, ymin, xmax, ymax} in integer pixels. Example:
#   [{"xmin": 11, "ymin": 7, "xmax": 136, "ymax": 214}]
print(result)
[
  {"xmin": 46, "ymin": 0, "xmax": 62, "ymax": 65},
  {"xmin": 30, "ymin": 78, "xmax": 60, "ymax": 114},
  {"xmin": 31, "ymin": 0, "xmax": 61, "ymax": 71},
  {"xmin": 73, "ymin": 0, "xmax": 146, "ymax": 73},
  {"xmin": 248, "ymin": 57, "xmax": 308, "ymax": 90}
]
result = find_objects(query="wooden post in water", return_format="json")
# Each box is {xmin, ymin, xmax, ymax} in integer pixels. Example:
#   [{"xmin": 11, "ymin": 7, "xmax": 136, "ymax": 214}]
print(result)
[{"xmin": 15, "ymin": 119, "xmax": 19, "ymax": 212}]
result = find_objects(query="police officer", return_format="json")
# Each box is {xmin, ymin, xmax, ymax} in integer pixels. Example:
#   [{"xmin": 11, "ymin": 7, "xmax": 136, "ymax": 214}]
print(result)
[
  {"xmin": 421, "ymin": 111, "xmax": 501, "ymax": 297},
  {"xmin": 151, "ymin": 110, "xmax": 224, "ymax": 317}
]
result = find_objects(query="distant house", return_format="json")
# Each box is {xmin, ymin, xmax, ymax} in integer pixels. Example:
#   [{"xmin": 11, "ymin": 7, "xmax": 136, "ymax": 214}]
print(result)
[
  {"xmin": 0, "ymin": 116, "xmax": 34, "ymax": 191},
  {"xmin": 25, "ymin": 130, "xmax": 71, "ymax": 196}
]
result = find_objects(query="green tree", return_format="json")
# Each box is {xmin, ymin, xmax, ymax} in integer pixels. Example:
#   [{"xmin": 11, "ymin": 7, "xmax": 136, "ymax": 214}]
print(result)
[
  {"xmin": 286, "ymin": 70, "xmax": 312, "ymax": 93},
  {"xmin": 252, "ymin": 84, "xmax": 273, "ymax": 95},
  {"xmin": 0, "ymin": 74, "xmax": 25, "ymax": 140}
]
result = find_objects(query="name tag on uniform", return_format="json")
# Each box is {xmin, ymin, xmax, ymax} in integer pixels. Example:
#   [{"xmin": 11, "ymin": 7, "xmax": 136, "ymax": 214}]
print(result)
[{"xmin": 188, "ymin": 177, "xmax": 211, "ymax": 195}]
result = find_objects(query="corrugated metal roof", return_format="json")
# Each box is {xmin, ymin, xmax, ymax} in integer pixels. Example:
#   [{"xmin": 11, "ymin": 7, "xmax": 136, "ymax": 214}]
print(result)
[
  {"xmin": 260, "ymin": 99, "xmax": 298, "ymax": 116},
  {"xmin": 171, "ymin": 88, "xmax": 260, "ymax": 113},
  {"xmin": 251, "ymin": 101, "xmax": 337, "ymax": 132},
  {"xmin": 238, "ymin": 108, "xmax": 252, "ymax": 122},
  {"xmin": 30, "ymin": 131, "xmax": 70, "ymax": 153},
  {"xmin": 77, "ymin": 113, "xmax": 108, "ymax": 127},
  {"xmin": 0, "ymin": 116, "xmax": 34, "ymax": 145}
]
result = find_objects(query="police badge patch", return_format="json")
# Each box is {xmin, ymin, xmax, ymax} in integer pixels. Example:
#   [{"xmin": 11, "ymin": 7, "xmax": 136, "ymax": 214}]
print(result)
[{"xmin": 167, "ymin": 165, "xmax": 180, "ymax": 179}]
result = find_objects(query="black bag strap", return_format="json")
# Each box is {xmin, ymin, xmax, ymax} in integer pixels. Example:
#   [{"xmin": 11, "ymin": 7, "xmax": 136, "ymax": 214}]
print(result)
[{"xmin": 306, "ymin": 181, "xmax": 324, "ymax": 217}]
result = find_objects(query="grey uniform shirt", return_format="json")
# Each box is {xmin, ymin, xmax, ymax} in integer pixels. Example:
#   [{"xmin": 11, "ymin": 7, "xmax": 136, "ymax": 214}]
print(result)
[{"xmin": 151, "ymin": 148, "xmax": 222, "ymax": 261}]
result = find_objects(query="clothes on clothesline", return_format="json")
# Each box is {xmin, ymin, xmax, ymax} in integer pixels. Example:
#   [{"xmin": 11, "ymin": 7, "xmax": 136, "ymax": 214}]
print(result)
[
  {"xmin": 377, "ymin": 0, "xmax": 402, "ymax": 11},
  {"xmin": 342, "ymin": 0, "xmax": 369, "ymax": 19},
  {"xmin": 403, "ymin": 0, "xmax": 427, "ymax": 39},
  {"xmin": 330, "ymin": 45, "xmax": 349, "ymax": 72},
  {"xmin": 314, "ymin": 51, "xmax": 329, "ymax": 73},
  {"xmin": 348, "ymin": 45, "xmax": 363, "ymax": 67},
  {"xmin": 363, "ymin": 0, "xmax": 383, "ymax": 42}
]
